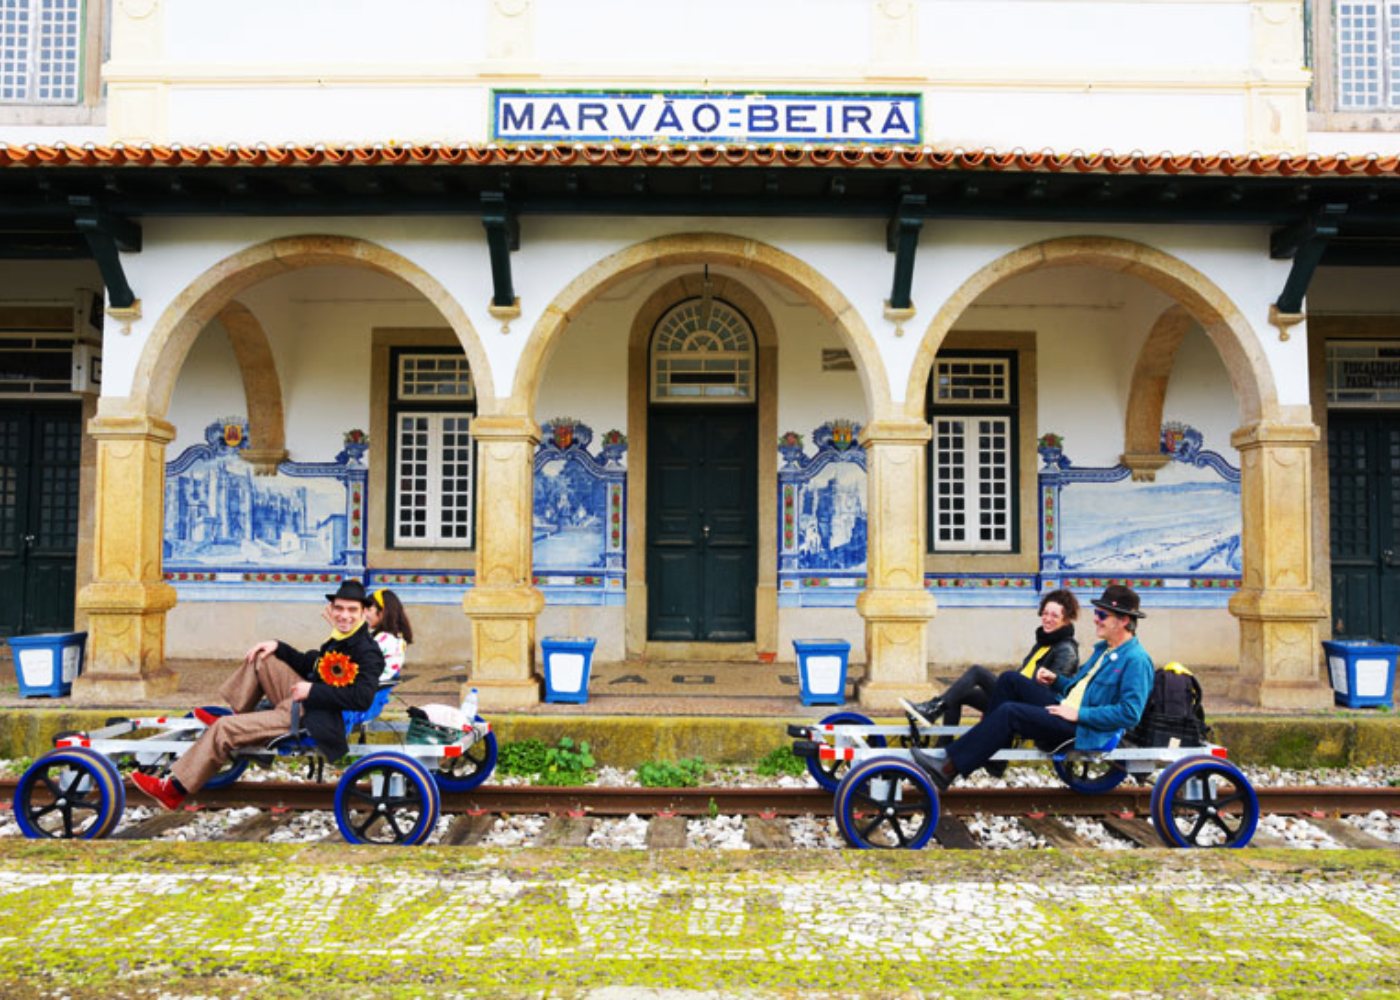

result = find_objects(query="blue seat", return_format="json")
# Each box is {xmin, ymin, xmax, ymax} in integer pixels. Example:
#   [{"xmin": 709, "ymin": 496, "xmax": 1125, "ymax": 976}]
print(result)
[{"xmin": 272, "ymin": 681, "xmax": 398, "ymax": 756}]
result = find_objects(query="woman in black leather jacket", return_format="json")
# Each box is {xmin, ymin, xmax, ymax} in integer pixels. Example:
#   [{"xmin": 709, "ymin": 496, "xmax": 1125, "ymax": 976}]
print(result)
[{"xmin": 906, "ymin": 588, "xmax": 1080, "ymax": 729}]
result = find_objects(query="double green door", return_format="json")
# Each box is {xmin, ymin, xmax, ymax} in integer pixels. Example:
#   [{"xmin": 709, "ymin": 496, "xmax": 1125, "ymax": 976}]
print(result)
[
  {"xmin": 1329, "ymin": 411, "xmax": 1400, "ymax": 642},
  {"xmin": 647, "ymin": 407, "xmax": 757, "ymax": 642},
  {"xmin": 0, "ymin": 403, "xmax": 82, "ymax": 637}
]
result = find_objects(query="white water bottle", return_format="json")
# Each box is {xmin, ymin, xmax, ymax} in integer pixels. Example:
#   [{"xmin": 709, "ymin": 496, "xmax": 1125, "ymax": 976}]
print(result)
[{"xmin": 460, "ymin": 686, "xmax": 479, "ymax": 722}]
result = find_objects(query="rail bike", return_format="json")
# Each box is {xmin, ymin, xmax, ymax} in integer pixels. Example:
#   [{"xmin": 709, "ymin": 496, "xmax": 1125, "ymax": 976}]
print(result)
[
  {"xmin": 788, "ymin": 709, "xmax": 1260, "ymax": 850},
  {"xmin": 11, "ymin": 683, "xmax": 498, "ymax": 847}
]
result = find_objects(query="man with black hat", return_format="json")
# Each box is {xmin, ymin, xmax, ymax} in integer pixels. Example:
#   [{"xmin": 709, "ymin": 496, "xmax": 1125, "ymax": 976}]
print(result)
[
  {"xmin": 912, "ymin": 584, "xmax": 1154, "ymax": 788},
  {"xmin": 131, "ymin": 578, "xmax": 386, "ymax": 810}
]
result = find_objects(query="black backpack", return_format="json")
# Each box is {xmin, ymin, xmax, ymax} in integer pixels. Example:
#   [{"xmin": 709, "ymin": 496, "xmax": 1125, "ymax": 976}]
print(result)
[{"xmin": 1128, "ymin": 662, "xmax": 1212, "ymax": 748}]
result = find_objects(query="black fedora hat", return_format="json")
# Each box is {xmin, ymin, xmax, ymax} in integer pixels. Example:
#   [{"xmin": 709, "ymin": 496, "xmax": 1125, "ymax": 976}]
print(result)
[
  {"xmin": 325, "ymin": 578, "xmax": 372, "ymax": 605},
  {"xmin": 1091, "ymin": 583, "xmax": 1146, "ymax": 620}
]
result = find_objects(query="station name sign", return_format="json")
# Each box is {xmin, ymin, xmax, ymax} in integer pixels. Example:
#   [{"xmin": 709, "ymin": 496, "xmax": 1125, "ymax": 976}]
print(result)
[{"xmin": 491, "ymin": 90, "xmax": 921, "ymax": 145}]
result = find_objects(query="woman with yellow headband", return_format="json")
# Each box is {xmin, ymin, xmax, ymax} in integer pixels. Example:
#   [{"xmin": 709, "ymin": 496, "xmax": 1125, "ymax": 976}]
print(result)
[{"xmin": 364, "ymin": 587, "xmax": 414, "ymax": 680}]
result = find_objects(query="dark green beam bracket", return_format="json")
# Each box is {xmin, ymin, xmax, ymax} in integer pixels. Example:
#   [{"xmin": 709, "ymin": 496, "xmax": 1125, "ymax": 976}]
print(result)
[
  {"xmin": 480, "ymin": 191, "xmax": 520, "ymax": 310},
  {"xmin": 885, "ymin": 193, "xmax": 925, "ymax": 312},
  {"xmin": 1271, "ymin": 202, "xmax": 1347, "ymax": 315},
  {"xmin": 69, "ymin": 195, "xmax": 141, "ymax": 310}
]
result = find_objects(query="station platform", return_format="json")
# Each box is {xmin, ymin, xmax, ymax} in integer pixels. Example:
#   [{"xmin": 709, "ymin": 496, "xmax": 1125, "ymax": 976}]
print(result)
[{"xmin": 0, "ymin": 656, "xmax": 1397, "ymax": 769}]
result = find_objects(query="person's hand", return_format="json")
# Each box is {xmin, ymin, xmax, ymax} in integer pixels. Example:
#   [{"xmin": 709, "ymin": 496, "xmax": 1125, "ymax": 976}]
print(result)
[
  {"xmin": 243, "ymin": 640, "xmax": 277, "ymax": 666},
  {"xmin": 1046, "ymin": 703, "xmax": 1079, "ymax": 722},
  {"xmin": 290, "ymin": 681, "xmax": 312, "ymax": 702},
  {"xmin": 1035, "ymin": 667, "xmax": 1056, "ymax": 686}
]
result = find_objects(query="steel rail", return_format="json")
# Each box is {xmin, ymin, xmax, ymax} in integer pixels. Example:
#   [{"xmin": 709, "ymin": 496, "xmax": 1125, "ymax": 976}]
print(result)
[{"xmin": 3, "ymin": 779, "xmax": 1395, "ymax": 819}]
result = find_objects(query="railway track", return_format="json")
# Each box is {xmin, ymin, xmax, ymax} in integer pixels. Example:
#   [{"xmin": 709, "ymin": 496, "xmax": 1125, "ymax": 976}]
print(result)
[{"xmin": 4, "ymin": 778, "xmax": 1399, "ymax": 850}]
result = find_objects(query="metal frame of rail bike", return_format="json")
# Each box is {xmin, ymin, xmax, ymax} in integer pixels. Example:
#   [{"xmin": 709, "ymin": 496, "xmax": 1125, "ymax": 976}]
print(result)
[
  {"xmin": 789, "ymin": 711, "xmax": 1260, "ymax": 850},
  {"xmin": 12, "ymin": 707, "xmax": 499, "ymax": 847}
]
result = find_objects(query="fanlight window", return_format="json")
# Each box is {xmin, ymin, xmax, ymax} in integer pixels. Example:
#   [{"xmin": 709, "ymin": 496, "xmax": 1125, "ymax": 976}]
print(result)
[{"xmin": 650, "ymin": 298, "xmax": 755, "ymax": 403}]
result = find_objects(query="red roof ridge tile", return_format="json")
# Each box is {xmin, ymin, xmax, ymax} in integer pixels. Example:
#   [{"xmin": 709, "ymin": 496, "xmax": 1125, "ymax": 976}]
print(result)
[{"xmin": 2, "ymin": 141, "xmax": 1400, "ymax": 177}]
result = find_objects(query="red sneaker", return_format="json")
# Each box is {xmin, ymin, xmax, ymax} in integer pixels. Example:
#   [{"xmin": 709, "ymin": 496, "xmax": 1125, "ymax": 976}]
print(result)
[
  {"xmin": 132, "ymin": 771, "xmax": 186, "ymax": 811},
  {"xmin": 192, "ymin": 707, "xmax": 221, "ymax": 727}
]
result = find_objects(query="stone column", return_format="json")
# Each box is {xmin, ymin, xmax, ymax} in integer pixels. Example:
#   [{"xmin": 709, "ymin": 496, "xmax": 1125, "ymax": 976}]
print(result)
[
  {"xmin": 1228, "ymin": 420, "xmax": 1332, "ymax": 708},
  {"xmin": 462, "ymin": 414, "xmax": 545, "ymax": 708},
  {"xmin": 856, "ymin": 419, "xmax": 937, "ymax": 708},
  {"xmin": 71, "ymin": 414, "xmax": 180, "ymax": 703}
]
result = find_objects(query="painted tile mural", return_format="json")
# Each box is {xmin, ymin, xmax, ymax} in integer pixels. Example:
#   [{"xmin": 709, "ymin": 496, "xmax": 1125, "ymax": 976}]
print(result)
[
  {"xmin": 164, "ymin": 419, "xmax": 366, "ymax": 576},
  {"xmin": 532, "ymin": 420, "xmax": 626, "ymax": 604},
  {"xmin": 1033, "ymin": 423, "xmax": 1242, "ymax": 607},
  {"xmin": 779, "ymin": 421, "xmax": 868, "ymax": 606}
]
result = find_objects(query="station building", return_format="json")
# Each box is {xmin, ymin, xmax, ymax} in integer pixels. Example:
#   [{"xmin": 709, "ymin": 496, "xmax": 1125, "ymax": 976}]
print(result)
[{"xmin": 0, "ymin": 1, "xmax": 1397, "ymax": 711}]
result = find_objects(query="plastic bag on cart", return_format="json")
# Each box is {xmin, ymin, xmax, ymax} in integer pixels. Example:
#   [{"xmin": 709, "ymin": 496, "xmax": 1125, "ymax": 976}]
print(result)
[
  {"xmin": 407, "ymin": 705, "xmax": 471, "ymax": 744},
  {"xmin": 1128, "ymin": 661, "xmax": 1212, "ymax": 748}
]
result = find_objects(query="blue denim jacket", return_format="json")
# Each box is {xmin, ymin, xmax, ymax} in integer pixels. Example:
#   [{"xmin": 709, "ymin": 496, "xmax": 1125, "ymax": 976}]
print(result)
[{"xmin": 1050, "ymin": 635, "xmax": 1155, "ymax": 750}]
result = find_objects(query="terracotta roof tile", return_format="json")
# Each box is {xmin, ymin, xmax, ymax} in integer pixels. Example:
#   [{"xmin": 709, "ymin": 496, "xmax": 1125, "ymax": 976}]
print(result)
[{"xmin": 2, "ymin": 142, "xmax": 1400, "ymax": 177}]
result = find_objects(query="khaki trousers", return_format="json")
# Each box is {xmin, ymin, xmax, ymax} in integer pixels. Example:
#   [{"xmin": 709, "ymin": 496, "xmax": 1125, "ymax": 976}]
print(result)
[{"xmin": 170, "ymin": 655, "xmax": 301, "ymax": 794}]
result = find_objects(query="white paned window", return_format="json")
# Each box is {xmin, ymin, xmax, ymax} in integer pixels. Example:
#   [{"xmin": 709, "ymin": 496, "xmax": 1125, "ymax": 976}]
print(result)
[
  {"xmin": 397, "ymin": 352, "xmax": 474, "ymax": 401},
  {"xmin": 0, "ymin": 0, "xmax": 82, "ymax": 105},
  {"xmin": 390, "ymin": 349, "xmax": 475, "ymax": 549},
  {"xmin": 928, "ymin": 352, "xmax": 1018, "ymax": 553},
  {"xmin": 650, "ymin": 297, "xmax": 755, "ymax": 403},
  {"xmin": 393, "ymin": 413, "xmax": 473, "ymax": 547},
  {"xmin": 931, "ymin": 416, "xmax": 1013, "ymax": 552},
  {"xmin": 1334, "ymin": 1, "xmax": 1400, "ymax": 109}
]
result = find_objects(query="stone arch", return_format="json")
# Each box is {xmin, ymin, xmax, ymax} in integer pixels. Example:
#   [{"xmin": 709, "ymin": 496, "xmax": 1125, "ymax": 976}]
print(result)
[
  {"xmin": 216, "ymin": 301, "xmax": 287, "ymax": 474},
  {"xmin": 128, "ymin": 234, "xmax": 496, "ymax": 420},
  {"xmin": 1121, "ymin": 304, "xmax": 1197, "ymax": 480},
  {"xmin": 623, "ymin": 273, "xmax": 781, "ymax": 656},
  {"xmin": 904, "ymin": 236, "xmax": 1279, "ymax": 425},
  {"xmin": 512, "ymin": 233, "xmax": 892, "ymax": 417}
]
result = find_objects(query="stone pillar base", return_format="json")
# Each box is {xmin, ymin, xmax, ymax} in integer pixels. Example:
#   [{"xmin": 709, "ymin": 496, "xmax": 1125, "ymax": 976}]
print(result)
[
  {"xmin": 71, "ymin": 667, "xmax": 181, "ymax": 704},
  {"xmin": 464, "ymin": 585, "xmax": 545, "ymax": 710},
  {"xmin": 1229, "ymin": 676, "xmax": 1333, "ymax": 710},
  {"xmin": 856, "ymin": 587, "xmax": 936, "ymax": 711}
]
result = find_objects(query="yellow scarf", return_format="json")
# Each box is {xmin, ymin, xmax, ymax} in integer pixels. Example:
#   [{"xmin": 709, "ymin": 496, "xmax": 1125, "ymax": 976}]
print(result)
[
  {"xmin": 327, "ymin": 619, "xmax": 367, "ymax": 643},
  {"xmin": 1060, "ymin": 658, "xmax": 1105, "ymax": 712}
]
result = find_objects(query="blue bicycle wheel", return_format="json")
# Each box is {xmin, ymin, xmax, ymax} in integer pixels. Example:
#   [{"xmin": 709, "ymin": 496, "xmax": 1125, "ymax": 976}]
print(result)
[
  {"xmin": 432, "ymin": 715, "xmax": 497, "ymax": 793},
  {"xmin": 834, "ymin": 755, "xmax": 939, "ymax": 850},
  {"xmin": 335, "ymin": 751, "xmax": 441, "ymax": 846},
  {"xmin": 14, "ymin": 748, "xmax": 125, "ymax": 840},
  {"xmin": 806, "ymin": 711, "xmax": 887, "ymax": 792},
  {"xmin": 1151, "ymin": 755, "xmax": 1258, "ymax": 849}
]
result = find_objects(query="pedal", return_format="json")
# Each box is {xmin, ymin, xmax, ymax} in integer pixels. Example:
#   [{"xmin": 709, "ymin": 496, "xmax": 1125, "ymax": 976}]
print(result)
[
  {"xmin": 790, "ymin": 739, "xmax": 819, "ymax": 759},
  {"xmin": 786, "ymin": 724, "xmax": 813, "ymax": 739}
]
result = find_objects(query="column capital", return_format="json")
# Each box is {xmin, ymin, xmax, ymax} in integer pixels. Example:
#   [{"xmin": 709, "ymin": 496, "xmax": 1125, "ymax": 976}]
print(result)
[
  {"xmin": 87, "ymin": 413, "xmax": 176, "ymax": 444},
  {"xmin": 860, "ymin": 418, "xmax": 931, "ymax": 447},
  {"xmin": 468, "ymin": 413, "xmax": 541, "ymax": 444},
  {"xmin": 1230, "ymin": 421, "xmax": 1320, "ymax": 450}
]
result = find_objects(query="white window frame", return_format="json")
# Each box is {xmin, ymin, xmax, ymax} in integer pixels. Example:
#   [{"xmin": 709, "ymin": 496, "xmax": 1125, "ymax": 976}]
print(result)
[
  {"xmin": 0, "ymin": 0, "xmax": 85, "ymax": 106},
  {"xmin": 928, "ymin": 352, "xmax": 1018, "ymax": 554},
  {"xmin": 650, "ymin": 297, "xmax": 756, "ymax": 403},
  {"xmin": 389, "ymin": 349, "xmax": 475, "ymax": 550}
]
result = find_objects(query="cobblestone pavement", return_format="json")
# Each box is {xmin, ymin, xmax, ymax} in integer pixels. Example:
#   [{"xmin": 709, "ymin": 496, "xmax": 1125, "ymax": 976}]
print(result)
[{"xmin": 0, "ymin": 843, "xmax": 1396, "ymax": 998}]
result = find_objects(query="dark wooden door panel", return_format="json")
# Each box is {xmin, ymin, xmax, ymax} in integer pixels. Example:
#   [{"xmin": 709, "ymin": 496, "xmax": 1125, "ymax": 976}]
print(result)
[
  {"xmin": 1329, "ymin": 412, "xmax": 1400, "ymax": 642},
  {"xmin": 647, "ymin": 406, "xmax": 756, "ymax": 642}
]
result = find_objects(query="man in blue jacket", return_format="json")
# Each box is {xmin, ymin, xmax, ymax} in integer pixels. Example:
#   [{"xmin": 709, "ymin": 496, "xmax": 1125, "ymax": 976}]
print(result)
[{"xmin": 912, "ymin": 584, "xmax": 1154, "ymax": 788}]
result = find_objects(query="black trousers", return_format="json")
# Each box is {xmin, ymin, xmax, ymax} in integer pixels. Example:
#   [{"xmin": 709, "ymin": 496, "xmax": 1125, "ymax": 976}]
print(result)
[
  {"xmin": 938, "ymin": 664, "xmax": 998, "ymax": 726},
  {"xmin": 945, "ymin": 671, "xmax": 1075, "ymax": 777}
]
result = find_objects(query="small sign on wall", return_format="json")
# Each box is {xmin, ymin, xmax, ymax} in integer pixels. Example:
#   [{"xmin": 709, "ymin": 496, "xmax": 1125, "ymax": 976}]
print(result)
[{"xmin": 492, "ymin": 90, "xmax": 921, "ymax": 145}]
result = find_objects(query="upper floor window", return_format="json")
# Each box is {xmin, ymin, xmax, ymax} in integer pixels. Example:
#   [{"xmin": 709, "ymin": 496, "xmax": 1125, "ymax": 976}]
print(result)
[
  {"xmin": 650, "ymin": 297, "xmax": 755, "ymax": 403},
  {"xmin": 1, "ymin": 0, "xmax": 84, "ymax": 105},
  {"xmin": 927, "ymin": 352, "xmax": 1019, "ymax": 554},
  {"xmin": 1335, "ymin": 2, "xmax": 1400, "ymax": 109}
]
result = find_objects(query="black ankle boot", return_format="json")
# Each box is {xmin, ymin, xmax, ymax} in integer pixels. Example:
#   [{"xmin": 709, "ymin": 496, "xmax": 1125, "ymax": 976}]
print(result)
[{"xmin": 909, "ymin": 745, "xmax": 954, "ymax": 790}]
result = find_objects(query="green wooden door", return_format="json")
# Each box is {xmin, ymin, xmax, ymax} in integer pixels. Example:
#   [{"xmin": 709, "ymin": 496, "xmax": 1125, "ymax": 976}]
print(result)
[
  {"xmin": 647, "ymin": 407, "xmax": 757, "ymax": 641},
  {"xmin": 0, "ymin": 403, "xmax": 82, "ymax": 637},
  {"xmin": 1329, "ymin": 412, "xmax": 1400, "ymax": 642}
]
